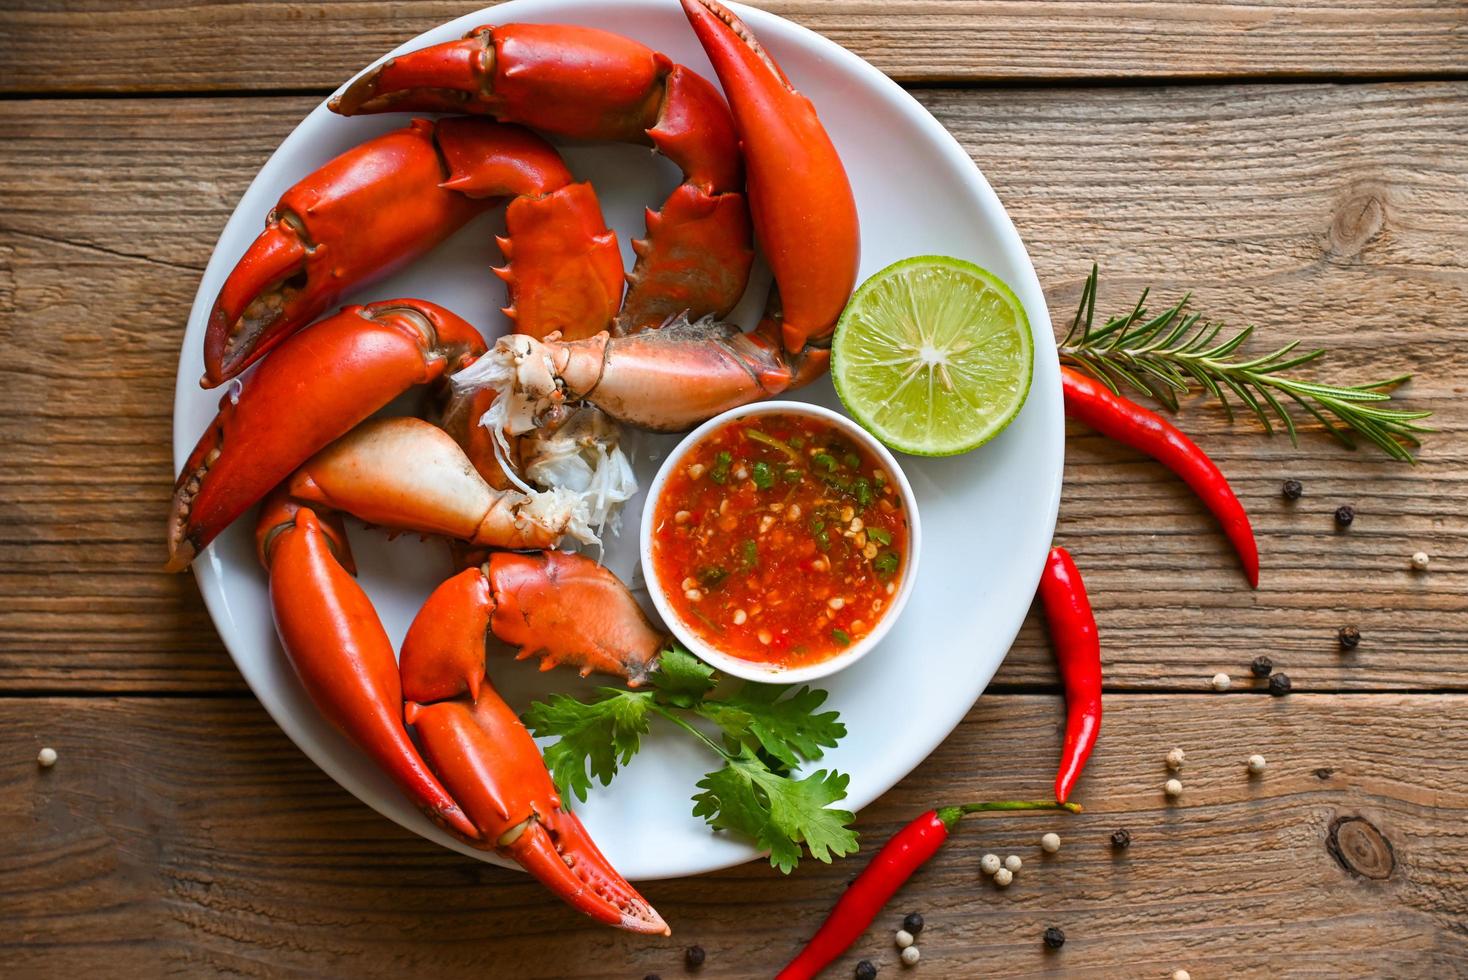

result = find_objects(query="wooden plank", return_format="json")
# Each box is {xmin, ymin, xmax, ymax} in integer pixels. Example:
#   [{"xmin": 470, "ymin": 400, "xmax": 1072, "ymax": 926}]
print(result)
[
  {"xmin": 0, "ymin": 82, "xmax": 1464, "ymax": 694},
  {"xmin": 1, "ymin": 0, "xmax": 1466, "ymax": 93},
  {"xmin": 2, "ymin": 694, "xmax": 1465, "ymax": 976}
]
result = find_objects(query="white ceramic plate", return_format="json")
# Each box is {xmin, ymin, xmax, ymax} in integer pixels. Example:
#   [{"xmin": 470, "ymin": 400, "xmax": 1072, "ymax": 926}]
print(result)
[{"xmin": 173, "ymin": 0, "xmax": 1063, "ymax": 881}]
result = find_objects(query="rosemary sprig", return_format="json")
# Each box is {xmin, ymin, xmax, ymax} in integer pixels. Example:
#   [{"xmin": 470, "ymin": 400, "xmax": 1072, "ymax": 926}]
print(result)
[{"xmin": 1058, "ymin": 265, "xmax": 1433, "ymax": 463}]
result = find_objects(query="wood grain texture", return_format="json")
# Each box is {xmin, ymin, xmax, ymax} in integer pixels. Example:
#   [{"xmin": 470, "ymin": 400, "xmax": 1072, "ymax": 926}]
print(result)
[
  {"xmin": 2, "ymin": 83, "xmax": 1464, "ymax": 694},
  {"xmin": 3, "ymin": 694, "xmax": 1466, "ymax": 977},
  {"xmin": 1, "ymin": 0, "xmax": 1466, "ymax": 93}
]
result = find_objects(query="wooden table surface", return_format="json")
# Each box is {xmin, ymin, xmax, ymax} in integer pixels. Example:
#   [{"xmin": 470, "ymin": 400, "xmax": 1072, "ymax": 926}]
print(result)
[{"xmin": 3, "ymin": 1, "xmax": 1466, "ymax": 976}]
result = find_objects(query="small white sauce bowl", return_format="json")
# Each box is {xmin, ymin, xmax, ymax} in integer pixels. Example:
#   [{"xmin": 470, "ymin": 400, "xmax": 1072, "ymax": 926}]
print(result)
[{"xmin": 640, "ymin": 400, "xmax": 922, "ymax": 684}]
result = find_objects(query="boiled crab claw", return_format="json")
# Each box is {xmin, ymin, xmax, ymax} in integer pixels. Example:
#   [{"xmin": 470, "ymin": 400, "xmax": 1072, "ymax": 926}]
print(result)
[
  {"xmin": 285, "ymin": 417, "xmax": 581, "ymax": 552},
  {"xmin": 399, "ymin": 559, "xmax": 666, "ymax": 933},
  {"xmin": 400, "ymin": 554, "xmax": 662, "ymax": 698},
  {"xmin": 330, "ymin": 22, "xmax": 753, "ymax": 337},
  {"xmin": 254, "ymin": 499, "xmax": 666, "ymax": 933},
  {"xmin": 451, "ymin": 2, "xmax": 861, "ymax": 435},
  {"xmin": 254, "ymin": 492, "xmax": 480, "ymax": 841},
  {"xmin": 202, "ymin": 118, "xmax": 626, "ymax": 386},
  {"xmin": 396, "ymin": 554, "xmax": 660, "ymax": 933},
  {"xmin": 681, "ymin": 0, "xmax": 860, "ymax": 354},
  {"xmin": 404, "ymin": 695, "xmax": 667, "ymax": 935},
  {"xmin": 169, "ymin": 298, "xmax": 486, "ymax": 571}
]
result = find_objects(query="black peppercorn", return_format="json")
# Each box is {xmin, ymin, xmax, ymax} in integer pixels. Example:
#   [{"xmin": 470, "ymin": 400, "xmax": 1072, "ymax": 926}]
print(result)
[
  {"xmin": 1250, "ymin": 655, "xmax": 1273, "ymax": 678},
  {"xmin": 902, "ymin": 912, "xmax": 924, "ymax": 935},
  {"xmin": 1043, "ymin": 926, "xmax": 1066, "ymax": 950},
  {"xmin": 1110, "ymin": 828, "xmax": 1131, "ymax": 849},
  {"xmin": 1335, "ymin": 504, "xmax": 1355, "ymax": 527},
  {"xmin": 1338, "ymin": 624, "xmax": 1361, "ymax": 650},
  {"xmin": 684, "ymin": 945, "xmax": 706, "ymax": 970},
  {"xmin": 1282, "ymin": 479, "xmax": 1303, "ymax": 500},
  {"xmin": 1268, "ymin": 672, "xmax": 1292, "ymax": 696},
  {"xmin": 855, "ymin": 960, "xmax": 878, "ymax": 980}
]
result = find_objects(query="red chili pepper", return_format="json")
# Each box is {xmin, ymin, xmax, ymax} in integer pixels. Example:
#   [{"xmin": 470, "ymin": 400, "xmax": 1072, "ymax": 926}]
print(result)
[
  {"xmin": 1060, "ymin": 366, "xmax": 1259, "ymax": 588},
  {"xmin": 1039, "ymin": 546, "xmax": 1102, "ymax": 804},
  {"xmin": 776, "ymin": 801, "xmax": 1080, "ymax": 980}
]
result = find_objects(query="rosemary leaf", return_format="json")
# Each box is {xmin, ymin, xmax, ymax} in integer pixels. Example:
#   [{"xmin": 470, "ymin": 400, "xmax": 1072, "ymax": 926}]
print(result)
[{"xmin": 1058, "ymin": 265, "xmax": 1432, "ymax": 462}]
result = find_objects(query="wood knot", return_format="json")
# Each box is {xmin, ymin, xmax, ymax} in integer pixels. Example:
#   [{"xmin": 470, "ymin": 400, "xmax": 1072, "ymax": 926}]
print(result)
[
  {"xmin": 1329, "ymin": 190, "xmax": 1386, "ymax": 257},
  {"xmin": 1327, "ymin": 816, "xmax": 1395, "ymax": 880}
]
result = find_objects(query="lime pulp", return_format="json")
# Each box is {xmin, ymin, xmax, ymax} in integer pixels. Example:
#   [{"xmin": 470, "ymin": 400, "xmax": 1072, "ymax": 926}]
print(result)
[{"xmin": 830, "ymin": 255, "xmax": 1034, "ymax": 457}]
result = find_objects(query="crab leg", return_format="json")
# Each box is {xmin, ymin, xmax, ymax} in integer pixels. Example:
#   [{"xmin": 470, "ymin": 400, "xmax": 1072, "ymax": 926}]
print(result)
[
  {"xmin": 455, "ymin": 314, "xmax": 829, "ymax": 434},
  {"xmin": 331, "ymin": 23, "xmax": 754, "ymax": 333},
  {"xmin": 202, "ymin": 118, "xmax": 623, "ymax": 386},
  {"xmin": 169, "ymin": 299, "xmax": 485, "ymax": 571},
  {"xmin": 681, "ymin": 0, "xmax": 860, "ymax": 353},
  {"xmin": 401, "ymin": 556, "xmax": 665, "ymax": 933},
  {"xmin": 254, "ymin": 493, "xmax": 479, "ymax": 841}
]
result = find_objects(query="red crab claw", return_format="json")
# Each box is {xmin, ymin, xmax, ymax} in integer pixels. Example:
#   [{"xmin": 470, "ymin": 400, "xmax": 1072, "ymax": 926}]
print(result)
[
  {"xmin": 255, "ymin": 493, "xmax": 479, "ymax": 841},
  {"xmin": 202, "ymin": 118, "xmax": 626, "ymax": 385},
  {"xmin": 393, "ymin": 554, "xmax": 663, "ymax": 933},
  {"xmin": 202, "ymin": 120, "xmax": 490, "ymax": 386},
  {"xmin": 435, "ymin": 117, "xmax": 625, "ymax": 342},
  {"xmin": 168, "ymin": 299, "xmax": 485, "ymax": 572},
  {"xmin": 680, "ymin": 0, "xmax": 860, "ymax": 353},
  {"xmin": 330, "ymin": 23, "xmax": 754, "ymax": 333},
  {"xmin": 405, "ymin": 695, "xmax": 668, "ymax": 935},
  {"xmin": 399, "ymin": 554, "xmax": 662, "ymax": 704},
  {"xmin": 399, "ymin": 555, "xmax": 666, "ymax": 934},
  {"xmin": 284, "ymin": 417, "xmax": 572, "ymax": 552}
]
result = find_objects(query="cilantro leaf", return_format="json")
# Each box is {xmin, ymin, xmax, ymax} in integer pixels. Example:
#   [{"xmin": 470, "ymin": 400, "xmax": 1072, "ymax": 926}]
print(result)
[
  {"xmin": 692, "ymin": 749, "xmax": 857, "ymax": 873},
  {"xmin": 650, "ymin": 641, "xmax": 716, "ymax": 708},
  {"xmin": 697, "ymin": 683, "xmax": 846, "ymax": 769},
  {"xmin": 522, "ymin": 642, "xmax": 855, "ymax": 871},
  {"xmin": 522, "ymin": 689, "xmax": 651, "ymax": 804}
]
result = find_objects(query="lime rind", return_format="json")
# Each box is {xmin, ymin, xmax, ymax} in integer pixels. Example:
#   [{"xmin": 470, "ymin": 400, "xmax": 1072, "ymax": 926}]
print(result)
[{"xmin": 831, "ymin": 255, "xmax": 1034, "ymax": 457}]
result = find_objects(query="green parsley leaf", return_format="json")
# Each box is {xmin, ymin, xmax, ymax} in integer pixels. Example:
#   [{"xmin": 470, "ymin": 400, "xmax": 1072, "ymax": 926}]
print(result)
[
  {"xmin": 874, "ymin": 551, "xmax": 900, "ymax": 577},
  {"xmin": 523, "ymin": 642, "xmax": 853, "ymax": 872},
  {"xmin": 831, "ymin": 628, "xmax": 851, "ymax": 647},
  {"xmin": 752, "ymin": 461, "xmax": 775, "ymax": 489},
  {"xmin": 692, "ymin": 750, "xmax": 857, "ymax": 873},
  {"xmin": 697, "ymin": 683, "xmax": 845, "ymax": 769},
  {"xmin": 867, "ymin": 526, "xmax": 892, "ymax": 546},
  {"xmin": 650, "ymin": 641, "xmax": 717, "ymax": 707},
  {"xmin": 522, "ymin": 689, "xmax": 652, "ymax": 804}
]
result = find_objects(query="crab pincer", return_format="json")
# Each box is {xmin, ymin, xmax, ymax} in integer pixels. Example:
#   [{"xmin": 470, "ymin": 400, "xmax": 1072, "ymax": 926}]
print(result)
[
  {"xmin": 680, "ymin": 0, "xmax": 860, "ymax": 353},
  {"xmin": 201, "ymin": 118, "xmax": 624, "ymax": 386},
  {"xmin": 168, "ymin": 299, "xmax": 486, "ymax": 572},
  {"xmin": 254, "ymin": 492, "xmax": 479, "ymax": 841},
  {"xmin": 330, "ymin": 22, "xmax": 754, "ymax": 336},
  {"xmin": 400, "ymin": 555, "xmax": 667, "ymax": 934},
  {"xmin": 452, "ymin": 1, "xmax": 862, "ymax": 433}
]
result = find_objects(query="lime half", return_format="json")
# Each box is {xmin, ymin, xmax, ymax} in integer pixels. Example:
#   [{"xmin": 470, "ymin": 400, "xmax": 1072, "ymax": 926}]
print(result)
[{"xmin": 831, "ymin": 255, "xmax": 1034, "ymax": 456}]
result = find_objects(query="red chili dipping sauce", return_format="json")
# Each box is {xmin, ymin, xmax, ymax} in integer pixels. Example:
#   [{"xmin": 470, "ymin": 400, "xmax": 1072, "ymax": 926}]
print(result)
[{"xmin": 651, "ymin": 412, "xmax": 910, "ymax": 668}]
